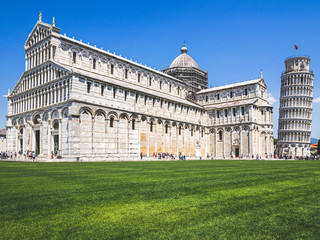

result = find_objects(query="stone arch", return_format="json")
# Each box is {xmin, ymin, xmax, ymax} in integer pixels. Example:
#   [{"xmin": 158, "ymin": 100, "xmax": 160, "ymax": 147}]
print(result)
[
  {"xmin": 51, "ymin": 109, "xmax": 60, "ymax": 120},
  {"xmin": 32, "ymin": 112, "xmax": 41, "ymax": 124},
  {"xmin": 149, "ymin": 117, "xmax": 156, "ymax": 124},
  {"xmin": 94, "ymin": 109, "xmax": 106, "ymax": 118},
  {"xmin": 164, "ymin": 120, "xmax": 171, "ymax": 126},
  {"xmin": 119, "ymin": 113, "xmax": 129, "ymax": 120},
  {"xmin": 129, "ymin": 114, "xmax": 139, "ymax": 121},
  {"xmin": 208, "ymin": 128, "xmax": 216, "ymax": 157},
  {"xmin": 79, "ymin": 106, "xmax": 93, "ymax": 116},
  {"xmin": 92, "ymin": 109, "xmax": 106, "ymax": 156},
  {"xmin": 70, "ymin": 47, "xmax": 81, "ymax": 54},
  {"xmin": 79, "ymin": 107, "xmax": 92, "ymax": 156},
  {"xmin": 107, "ymin": 111, "xmax": 118, "ymax": 120},
  {"xmin": 61, "ymin": 107, "xmax": 69, "ymax": 118},
  {"xmin": 141, "ymin": 115, "xmax": 147, "ymax": 122},
  {"xmin": 42, "ymin": 111, "xmax": 49, "ymax": 121},
  {"xmin": 18, "ymin": 117, "xmax": 24, "ymax": 125},
  {"xmin": 243, "ymin": 125, "xmax": 250, "ymax": 131}
]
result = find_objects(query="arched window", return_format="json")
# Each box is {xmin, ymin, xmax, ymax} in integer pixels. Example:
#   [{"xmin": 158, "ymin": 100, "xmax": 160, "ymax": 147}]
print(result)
[
  {"xmin": 110, "ymin": 117, "xmax": 114, "ymax": 128},
  {"xmin": 132, "ymin": 119, "xmax": 135, "ymax": 130},
  {"xmin": 113, "ymin": 87, "xmax": 116, "ymax": 98},
  {"xmin": 87, "ymin": 82, "xmax": 91, "ymax": 93},
  {"xmin": 165, "ymin": 124, "xmax": 168, "ymax": 134},
  {"xmin": 179, "ymin": 126, "xmax": 181, "ymax": 135},
  {"xmin": 110, "ymin": 64, "xmax": 114, "ymax": 74},
  {"xmin": 219, "ymin": 131, "xmax": 223, "ymax": 140},
  {"xmin": 93, "ymin": 58, "xmax": 96, "ymax": 69},
  {"xmin": 101, "ymin": 85, "xmax": 104, "ymax": 96},
  {"xmin": 73, "ymin": 52, "xmax": 76, "ymax": 64},
  {"xmin": 150, "ymin": 122, "xmax": 153, "ymax": 132}
]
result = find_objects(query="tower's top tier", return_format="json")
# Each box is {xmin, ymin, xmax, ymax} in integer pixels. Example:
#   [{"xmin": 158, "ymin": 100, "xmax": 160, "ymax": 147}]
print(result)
[{"xmin": 284, "ymin": 56, "xmax": 311, "ymax": 73}]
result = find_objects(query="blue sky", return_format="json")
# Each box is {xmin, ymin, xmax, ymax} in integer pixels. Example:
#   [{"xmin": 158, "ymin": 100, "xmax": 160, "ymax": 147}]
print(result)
[{"xmin": 0, "ymin": 0, "xmax": 319, "ymax": 139}]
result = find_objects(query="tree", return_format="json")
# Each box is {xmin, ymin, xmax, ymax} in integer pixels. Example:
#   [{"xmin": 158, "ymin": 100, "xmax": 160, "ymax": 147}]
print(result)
[
  {"xmin": 274, "ymin": 138, "xmax": 278, "ymax": 146},
  {"xmin": 318, "ymin": 139, "xmax": 320, "ymax": 156}
]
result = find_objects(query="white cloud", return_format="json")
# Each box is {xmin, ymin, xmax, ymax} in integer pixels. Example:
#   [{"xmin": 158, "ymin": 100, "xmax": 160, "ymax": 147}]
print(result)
[
  {"xmin": 313, "ymin": 97, "xmax": 320, "ymax": 103},
  {"xmin": 267, "ymin": 93, "xmax": 277, "ymax": 105}
]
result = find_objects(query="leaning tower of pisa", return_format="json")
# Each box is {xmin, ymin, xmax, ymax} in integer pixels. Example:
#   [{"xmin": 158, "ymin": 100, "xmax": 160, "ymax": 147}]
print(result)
[{"xmin": 277, "ymin": 56, "xmax": 314, "ymax": 157}]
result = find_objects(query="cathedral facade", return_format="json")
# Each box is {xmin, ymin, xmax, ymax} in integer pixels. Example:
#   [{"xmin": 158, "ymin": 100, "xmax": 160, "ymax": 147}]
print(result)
[{"xmin": 5, "ymin": 17, "xmax": 274, "ymax": 161}]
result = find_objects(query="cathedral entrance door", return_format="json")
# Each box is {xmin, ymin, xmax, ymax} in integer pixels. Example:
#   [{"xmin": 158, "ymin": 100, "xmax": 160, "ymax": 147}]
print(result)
[
  {"xmin": 20, "ymin": 139, "xmax": 23, "ymax": 153},
  {"xmin": 235, "ymin": 148, "xmax": 240, "ymax": 157},
  {"xmin": 54, "ymin": 135, "xmax": 59, "ymax": 156},
  {"xmin": 35, "ymin": 130, "xmax": 40, "ymax": 156}
]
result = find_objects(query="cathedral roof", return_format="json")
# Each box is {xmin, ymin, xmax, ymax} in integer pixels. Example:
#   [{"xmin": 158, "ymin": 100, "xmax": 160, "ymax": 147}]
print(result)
[
  {"xmin": 204, "ymin": 97, "xmax": 271, "ymax": 109},
  {"xmin": 169, "ymin": 44, "xmax": 200, "ymax": 69},
  {"xmin": 54, "ymin": 61, "xmax": 202, "ymax": 108},
  {"xmin": 197, "ymin": 78, "xmax": 264, "ymax": 94}
]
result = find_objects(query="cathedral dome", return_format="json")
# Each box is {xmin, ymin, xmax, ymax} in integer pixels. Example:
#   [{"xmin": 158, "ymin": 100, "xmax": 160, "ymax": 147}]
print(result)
[{"xmin": 169, "ymin": 44, "xmax": 200, "ymax": 69}]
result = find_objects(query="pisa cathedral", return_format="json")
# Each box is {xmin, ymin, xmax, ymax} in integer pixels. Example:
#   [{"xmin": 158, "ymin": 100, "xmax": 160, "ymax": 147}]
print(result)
[{"xmin": 5, "ymin": 16, "xmax": 274, "ymax": 161}]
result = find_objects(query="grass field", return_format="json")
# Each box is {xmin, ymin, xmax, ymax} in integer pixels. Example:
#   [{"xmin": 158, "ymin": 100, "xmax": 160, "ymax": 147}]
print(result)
[{"xmin": 0, "ymin": 160, "xmax": 319, "ymax": 239}]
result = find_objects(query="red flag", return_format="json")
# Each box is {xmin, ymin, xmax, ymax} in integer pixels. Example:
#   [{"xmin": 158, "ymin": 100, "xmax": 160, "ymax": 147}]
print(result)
[{"xmin": 294, "ymin": 44, "xmax": 298, "ymax": 50}]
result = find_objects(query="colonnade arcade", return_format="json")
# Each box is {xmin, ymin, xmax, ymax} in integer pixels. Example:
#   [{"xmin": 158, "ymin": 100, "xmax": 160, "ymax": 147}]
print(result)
[
  {"xmin": 278, "ymin": 142, "xmax": 310, "ymax": 156},
  {"xmin": 12, "ymin": 78, "xmax": 70, "ymax": 115},
  {"xmin": 281, "ymin": 73, "xmax": 313, "ymax": 86},
  {"xmin": 278, "ymin": 119, "xmax": 311, "ymax": 131},
  {"xmin": 77, "ymin": 106, "xmax": 265, "ymax": 158},
  {"xmin": 18, "ymin": 64, "xmax": 67, "ymax": 94},
  {"xmin": 11, "ymin": 108, "xmax": 67, "ymax": 156},
  {"xmin": 279, "ymin": 109, "xmax": 312, "ymax": 119},
  {"xmin": 277, "ymin": 131, "xmax": 310, "ymax": 143},
  {"xmin": 280, "ymin": 97, "xmax": 312, "ymax": 108},
  {"xmin": 25, "ymin": 41, "xmax": 56, "ymax": 70},
  {"xmin": 281, "ymin": 86, "xmax": 313, "ymax": 97},
  {"xmin": 9, "ymin": 105, "xmax": 273, "ymax": 160}
]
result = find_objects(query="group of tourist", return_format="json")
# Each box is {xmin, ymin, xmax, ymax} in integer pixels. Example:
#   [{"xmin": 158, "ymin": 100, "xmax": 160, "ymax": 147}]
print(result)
[
  {"xmin": 0, "ymin": 151, "xmax": 37, "ymax": 160},
  {"xmin": 278, "ymin": 155, "xmax": 317, "ymax": 160},
  {"xmin": 0, "ymin": 151, "xmax": 319, "ymax": 161}
]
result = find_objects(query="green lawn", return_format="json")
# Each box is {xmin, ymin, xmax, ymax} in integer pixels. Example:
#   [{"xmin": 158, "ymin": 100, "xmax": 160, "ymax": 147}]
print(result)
[{"xmin": 0, "ymin": 160, "xmax": 319, "ymax": 240}]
